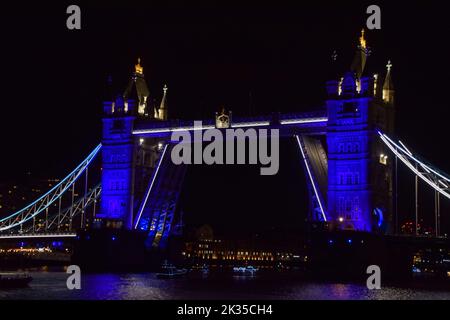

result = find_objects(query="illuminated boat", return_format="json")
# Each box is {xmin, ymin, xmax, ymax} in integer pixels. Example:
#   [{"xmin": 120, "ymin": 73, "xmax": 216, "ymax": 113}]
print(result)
[
  {"xmin": 233, "ymin": 266, "xmax": 258, "ymax": 275},
  {"xmin": 156, "ymin": 261, "xmax": 188, "ymax": 279}
]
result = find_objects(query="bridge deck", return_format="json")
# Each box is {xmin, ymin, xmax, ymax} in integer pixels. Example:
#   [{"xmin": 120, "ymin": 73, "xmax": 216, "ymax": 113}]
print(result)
[{"xmin": 133, "ymin": 111, "xmax": 328, "ymax": 137}]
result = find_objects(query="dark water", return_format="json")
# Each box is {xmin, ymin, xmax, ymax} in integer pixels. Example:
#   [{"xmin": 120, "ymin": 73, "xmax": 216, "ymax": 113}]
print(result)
[{"xmin": 1, "ymin": 271, "xmax": 450, "ymax": 300}]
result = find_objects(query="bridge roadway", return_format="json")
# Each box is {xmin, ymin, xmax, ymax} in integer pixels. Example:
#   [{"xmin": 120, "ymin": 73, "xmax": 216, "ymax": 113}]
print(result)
[{"xmin": 132, "ymin": 111, "xmax": 328, "ymax": 138}]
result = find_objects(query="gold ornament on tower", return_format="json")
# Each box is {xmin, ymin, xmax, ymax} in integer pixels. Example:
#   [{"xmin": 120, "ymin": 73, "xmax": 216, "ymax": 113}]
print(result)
[{"xmin": 135, "ymin": 58, "xmax": 143, "ymax": 74}]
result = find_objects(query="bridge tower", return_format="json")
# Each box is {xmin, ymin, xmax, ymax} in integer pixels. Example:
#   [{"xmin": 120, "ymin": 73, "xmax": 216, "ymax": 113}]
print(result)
[
  {"xmin": 326, "ymin": 30, "xmax": 395, "ymax": 232},
  {"xmin": 98, "ymin": 60, "xmax": 150, "ymax": 230}
]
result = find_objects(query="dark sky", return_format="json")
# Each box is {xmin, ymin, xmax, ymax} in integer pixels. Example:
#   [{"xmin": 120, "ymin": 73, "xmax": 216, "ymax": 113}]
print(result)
[{"xmin": 0, "ymin": 1, "xmax": 449, "ymax": 233}]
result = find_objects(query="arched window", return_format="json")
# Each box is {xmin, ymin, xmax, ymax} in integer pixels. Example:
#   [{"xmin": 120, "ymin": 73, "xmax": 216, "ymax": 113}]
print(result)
[{"xmin": 346, "ymin": 143, "xmax": 352, "ymax": 153}]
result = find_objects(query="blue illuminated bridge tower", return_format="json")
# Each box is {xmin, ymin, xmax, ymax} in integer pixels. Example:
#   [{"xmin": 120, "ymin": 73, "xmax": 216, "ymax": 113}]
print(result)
[
  {"xmin": 97, "ymin": 30, "xmax": 395, "ymax": 248},
  {"xmin": 326, "ymin": 30, "xmax": 395, "ymax": 232}
]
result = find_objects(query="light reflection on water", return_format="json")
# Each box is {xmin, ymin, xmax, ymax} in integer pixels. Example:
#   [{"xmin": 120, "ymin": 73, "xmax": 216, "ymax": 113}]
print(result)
[{"xmin": 1, "ymin": 272, "xmax": 449, "ymax": 300}]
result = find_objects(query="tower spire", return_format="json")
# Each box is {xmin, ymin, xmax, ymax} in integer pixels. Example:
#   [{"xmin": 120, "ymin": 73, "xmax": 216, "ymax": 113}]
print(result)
[
  {"xmin": 359, "ymin": 28, "xmax": 367, "ymax": 49},
  {"xmin": 124, "ymin": 58, "xmax": 150, "ymax": 116},
  {"xmin": 155, "ymin": 84, "xmax": 168, "ymax": 120},
  {"xmin": 382, "ymin": 60, "xmax": 394, "ymax": 104},
  {"xmin": 351, "ymin": 28, "xmax": 369, "ymax": 79}
]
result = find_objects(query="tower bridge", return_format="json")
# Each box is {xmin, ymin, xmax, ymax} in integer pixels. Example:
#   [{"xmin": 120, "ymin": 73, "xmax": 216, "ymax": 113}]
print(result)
[
  {"xmin": 0, "ymin": 31, "xmax": 448, "ymax": 259},
  {"xmin": 98, "ymin": 30, "xmax": 396, "ymax": 244}
]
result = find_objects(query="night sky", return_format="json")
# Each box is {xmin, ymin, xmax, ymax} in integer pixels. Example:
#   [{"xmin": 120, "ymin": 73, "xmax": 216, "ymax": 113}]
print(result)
[{"xmin": 0, "ymin": 1, "xmax": 449, "ymax": 234}]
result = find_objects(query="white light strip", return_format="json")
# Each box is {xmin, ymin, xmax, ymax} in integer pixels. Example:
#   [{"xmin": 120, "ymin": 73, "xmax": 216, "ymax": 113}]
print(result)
[
  {"xmin": 281, "ymin": 117, "xmax": 328, "ymax": 125},
  {"xmin": 133, "ymin": 117, "xmax": 328, "ymax": 135},
  {"xmin": 439, "ymin": 180, "xmax": 449, "ymax": 188},
  {"xmin": 0, "ymin": 233, "xmax": 77, "ymax": 239},
  {"xmin": 133, "ymin": 126, "xmax": 215, "ymax": 135},
  {"xmin": 382, "ymin": 133, "xmax": 450, "ymax": 183},
  {"xmin": 379, "ymin": 133, "xmax": 450, "ymax": 200},
  {"xmin": 231, "ymin": 121, "xmax": 270, "ymax": 128},
  {"xmin": 399, "ymin": 140, "xmax": 413, "ymax": 156},
  {"xmin": 134, "ymin": 144, "xmax": 169, "ymax": 229},
  {"xmin": 295, "ymin": 135, "xmax": 327, "ymax": 221},
  {"xmin": 420, "ymin": 163, "xmax": 431, "ymax": 174}
]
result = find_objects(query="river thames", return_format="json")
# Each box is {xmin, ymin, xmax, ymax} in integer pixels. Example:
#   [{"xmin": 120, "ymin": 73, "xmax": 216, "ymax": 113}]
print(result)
[{"xmin": 1, "ymin": 270, "xmax": 450, "ymax": 300}]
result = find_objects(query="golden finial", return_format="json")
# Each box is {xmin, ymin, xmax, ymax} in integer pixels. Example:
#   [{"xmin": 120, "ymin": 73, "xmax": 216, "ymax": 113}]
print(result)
[
  {"xmin": 135, "ymin": 58, "xmax": 143, "ymax": 74},
  {"xmin": 359, "ymin": 28, "xmax": 366, "ymax": 49},
  {"xmin": 163, "ymin": 84, "xmax": 168, "ymax": 94}
]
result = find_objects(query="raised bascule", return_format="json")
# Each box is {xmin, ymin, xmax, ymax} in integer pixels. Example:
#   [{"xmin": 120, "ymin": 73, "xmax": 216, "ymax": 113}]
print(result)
[{"xmin": 0, "ymin": 31, "xmax": 449, "ymax": 265}]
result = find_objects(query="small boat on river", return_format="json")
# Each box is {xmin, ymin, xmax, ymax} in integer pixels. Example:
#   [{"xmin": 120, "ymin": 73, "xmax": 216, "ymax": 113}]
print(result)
[{"xmin": 156, "ymin": 261, "xmax": 188, "ymax": 279}]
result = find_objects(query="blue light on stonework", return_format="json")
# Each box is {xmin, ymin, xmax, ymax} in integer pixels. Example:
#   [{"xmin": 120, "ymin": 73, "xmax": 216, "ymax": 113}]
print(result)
[
  {"xmin": 326, "ymin": 87, "xmax": 373, "ymax": 232},
  {"xmin": 112, "ymin": 236, "xmax": 116, "ymax": 241},
  {"xmin": 99, "ymin": 114, "xmax": 136, "ymax": 228},
  {"xmin": 328, "ymin": 239, "xmax": 334, "ymax": 245},
  {"xmin": 347, "ymin": 239, "xmax": 352, "ymax": 244}
]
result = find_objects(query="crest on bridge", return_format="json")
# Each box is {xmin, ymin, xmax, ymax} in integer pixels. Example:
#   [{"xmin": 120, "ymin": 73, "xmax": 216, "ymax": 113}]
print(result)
[{"xmin": 215, "ymin": 107, "xmax": 232, "ymax": 129}]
